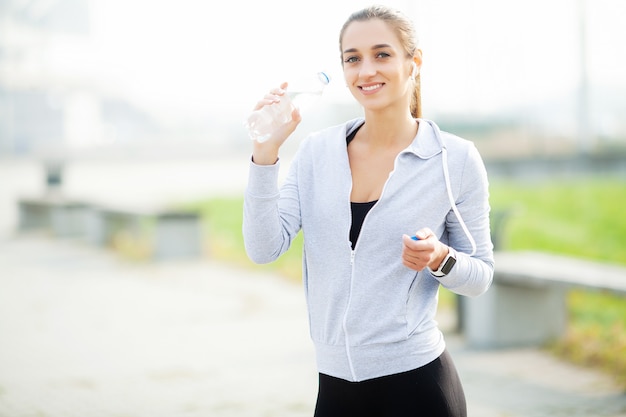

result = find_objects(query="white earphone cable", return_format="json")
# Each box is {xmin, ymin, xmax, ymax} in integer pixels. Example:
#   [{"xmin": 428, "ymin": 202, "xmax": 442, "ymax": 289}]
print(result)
[{"xmin": 441, "ymin": 143, "xmax": 477, "ymax": 257}]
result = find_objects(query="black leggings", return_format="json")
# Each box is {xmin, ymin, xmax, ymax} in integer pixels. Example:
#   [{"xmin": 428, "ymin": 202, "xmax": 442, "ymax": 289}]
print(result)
[{"xmin": 314, "ymin": 349, "xmax": 467, "ymax": 417}]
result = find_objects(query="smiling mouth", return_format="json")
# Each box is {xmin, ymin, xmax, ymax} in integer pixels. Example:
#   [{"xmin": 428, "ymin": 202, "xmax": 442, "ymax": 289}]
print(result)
[{"xmin": 360, "ymin": 83, "xmax": 383, "ymax": 92}]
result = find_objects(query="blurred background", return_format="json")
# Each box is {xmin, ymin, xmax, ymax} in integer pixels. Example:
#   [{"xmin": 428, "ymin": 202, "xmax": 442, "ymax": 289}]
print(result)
[
  {"xmin": 2, "ymin": 0, "xmax": 626, "ymax": 154},
  {"xmin": 1, "ymin": 0, "xmax": 626, "ymax": 231},
  {"xmin": 0, "ymin": 0, "xmax": 625, "ymax": 414},
  {"xmin": 1, "ymin": 0, "xmax": 625, "ymax": 216}
]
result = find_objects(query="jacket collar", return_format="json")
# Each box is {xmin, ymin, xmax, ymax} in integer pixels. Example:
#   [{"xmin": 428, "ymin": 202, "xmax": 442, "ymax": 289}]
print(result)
[
  {"xmin": 343, "ymin": 117, "xmax": 443, "ymax": 159},
  {"xmin": 406, "ymin": 119, "xmax": 444, "ymax": 159}
]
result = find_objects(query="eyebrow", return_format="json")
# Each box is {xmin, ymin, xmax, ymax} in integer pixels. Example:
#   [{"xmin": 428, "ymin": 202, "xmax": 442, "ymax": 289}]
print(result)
[{"xmin": 342, "ymin": 44, "xmax": 392, "ymax": 55}]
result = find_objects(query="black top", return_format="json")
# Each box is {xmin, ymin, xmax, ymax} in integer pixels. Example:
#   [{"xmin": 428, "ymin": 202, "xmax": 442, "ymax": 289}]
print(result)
[
  {"xmin": 347, "ymin": 123, "xmax": 376, "ymax": 250},
  {"xmin": 346, "ymin": 123, "xmax": 363, "ymax": 146},
  {"xmin": 350, "ymin": 200, "xmax": 376, "ymax": 250}
]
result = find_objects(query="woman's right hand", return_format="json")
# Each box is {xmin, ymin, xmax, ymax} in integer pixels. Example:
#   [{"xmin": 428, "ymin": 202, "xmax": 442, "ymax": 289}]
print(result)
[{"xmin": 250, "ymin": 82, "xmax": 302, "ymax": 165}]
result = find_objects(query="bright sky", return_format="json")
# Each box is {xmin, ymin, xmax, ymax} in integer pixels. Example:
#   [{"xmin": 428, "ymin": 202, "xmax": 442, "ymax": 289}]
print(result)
[{"xmin": 80, "ymin": 0, "xmax": 625, "ymax": 125}]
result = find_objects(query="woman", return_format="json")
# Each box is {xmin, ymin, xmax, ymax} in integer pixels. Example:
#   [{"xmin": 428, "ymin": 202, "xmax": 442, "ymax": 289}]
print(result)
[{"xmin": 243, "ymin": 5, "xmax": 494, "ymax": 416}]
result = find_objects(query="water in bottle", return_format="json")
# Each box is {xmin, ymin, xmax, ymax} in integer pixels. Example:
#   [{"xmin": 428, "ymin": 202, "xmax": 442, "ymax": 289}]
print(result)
[{"xmin": 245, "ymin": 71, "xmax": 331, "ymax": 143}]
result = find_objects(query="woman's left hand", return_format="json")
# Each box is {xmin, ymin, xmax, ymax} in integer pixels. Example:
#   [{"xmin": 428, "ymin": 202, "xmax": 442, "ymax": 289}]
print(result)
[{"xmin": 401, "ymin": 228, "xmax": 449, "ymax": 272}]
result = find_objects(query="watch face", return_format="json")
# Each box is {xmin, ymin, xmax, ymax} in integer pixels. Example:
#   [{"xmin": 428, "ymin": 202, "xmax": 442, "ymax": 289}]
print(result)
[{"xmin": 441, "ymin": 256, "xmax": 457, "ymax": 275}]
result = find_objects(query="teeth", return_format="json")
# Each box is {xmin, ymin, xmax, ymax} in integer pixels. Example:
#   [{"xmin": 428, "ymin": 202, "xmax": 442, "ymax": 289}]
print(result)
[{"xmin": 362, "ymin": 84, "xmax": 382, "ymax": 91}]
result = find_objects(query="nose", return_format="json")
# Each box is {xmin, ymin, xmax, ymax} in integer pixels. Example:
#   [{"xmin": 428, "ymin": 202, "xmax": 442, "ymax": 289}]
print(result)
[{"xmin": 359, "ymin": 58, "xmax": 377, "ymax": 78}]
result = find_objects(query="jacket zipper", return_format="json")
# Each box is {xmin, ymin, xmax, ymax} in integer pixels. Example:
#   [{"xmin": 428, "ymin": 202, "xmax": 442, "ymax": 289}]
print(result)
[
  {"xmin": 343, "ymin": 249, "xmax": 358, "ymax": 381},
  {"xmin": 342, "ymin": 151, "xmax": 406, "ymax": 382}
]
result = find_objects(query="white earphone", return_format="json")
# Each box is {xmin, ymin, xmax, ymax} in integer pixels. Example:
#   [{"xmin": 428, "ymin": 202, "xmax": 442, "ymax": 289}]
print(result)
[{"xmin": 410, "ymin": 62, "xmax": 418, "ymax": 79}]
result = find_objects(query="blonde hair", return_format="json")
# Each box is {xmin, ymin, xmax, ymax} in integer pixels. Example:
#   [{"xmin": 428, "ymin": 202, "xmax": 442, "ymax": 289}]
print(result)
[{"xmin": 339, "ymin": 5, "xmax": 422, "ymax": 118}]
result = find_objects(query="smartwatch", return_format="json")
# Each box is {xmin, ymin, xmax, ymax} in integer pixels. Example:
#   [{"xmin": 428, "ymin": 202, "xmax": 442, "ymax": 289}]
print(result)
[{"xmin": 430, "ymin": 247, "xmax": 457, "ymax": 277}]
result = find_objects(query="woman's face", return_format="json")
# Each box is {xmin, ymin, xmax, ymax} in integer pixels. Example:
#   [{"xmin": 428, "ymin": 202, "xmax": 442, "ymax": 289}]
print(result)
[{"xmin": 341, "ymin": 19, "xmax": 415, "ymax": 113}]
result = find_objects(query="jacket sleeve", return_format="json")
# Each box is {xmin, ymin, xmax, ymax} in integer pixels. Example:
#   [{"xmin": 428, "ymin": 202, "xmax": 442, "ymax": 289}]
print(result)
[
  {"xmin": 435, "ymin": 143, "xmax": 494, "ymax": 297},
  {"xmin": 242, "ymin": 155, "xmax": 302, "ymax": 264}
]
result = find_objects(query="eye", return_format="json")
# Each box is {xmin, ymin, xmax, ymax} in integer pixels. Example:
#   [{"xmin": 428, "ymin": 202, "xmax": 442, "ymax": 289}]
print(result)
[
  {"xmin": 376, "ymin": 51, "xmax": 391, "ymax": 59},
  {"xmin": 343, "ymin": 56, "xmax": 360, "ymax": 64}
]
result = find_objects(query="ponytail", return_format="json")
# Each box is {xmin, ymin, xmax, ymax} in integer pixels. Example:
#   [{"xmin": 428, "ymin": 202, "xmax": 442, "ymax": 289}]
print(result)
[{"xmin": 411, "ymin": 73, "xmax": 422, "ymax": 119}]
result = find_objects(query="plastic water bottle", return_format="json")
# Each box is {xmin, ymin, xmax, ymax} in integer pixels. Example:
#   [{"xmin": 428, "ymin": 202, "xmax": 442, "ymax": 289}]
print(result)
[{"xmin": 245, "ymin": 71, "xmax": 331, "ymax": 143}]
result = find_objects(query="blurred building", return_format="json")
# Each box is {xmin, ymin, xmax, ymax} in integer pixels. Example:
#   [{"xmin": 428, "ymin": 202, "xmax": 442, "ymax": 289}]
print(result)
[
  {"xmin": 1, "ymin": 0, "xmax": 625, "ymax": 161},
  {"xmin": 0, "ymin": 0, "xmax": 160, "ymax": 157}
]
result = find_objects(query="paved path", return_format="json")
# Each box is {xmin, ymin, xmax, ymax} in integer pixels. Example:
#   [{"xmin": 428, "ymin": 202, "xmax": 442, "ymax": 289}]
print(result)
[{"xmin": 1, "ymin": 235, "xmax": 625, "ymax": 417}]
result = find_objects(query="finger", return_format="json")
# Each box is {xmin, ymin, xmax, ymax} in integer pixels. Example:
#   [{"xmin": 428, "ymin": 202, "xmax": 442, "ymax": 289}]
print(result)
[
  {"xmin": 402, "ymin": 258, "xmax": 417, "ymax": 270},
  {"xmin": 269, "ymin": 87, "xmax": 286, "ymax": 96},
  {"xmin": 402, "ymin": 254, "xmax": 427, "ymax": 271},
  {"xmin": 402, "ymin": 240, "xmax": 428, "ymax": 262},
  {"xmin": 414, "ymin": 228, "xmax": 433, "ymax": 241},
  {"xmin": 290, "ymin": 107, "xmax": 302, "ymax": 124},
  {"xmin": 403, "ymin": 234, "xmax": 426, "ymax": 250},
  {"xmin": 404, "ymin": 249, "xmax": 429, "ymax": 264},
  {"xmin": 253, "ymin": 90, "xmax": 284, "ymax": 110},
  {"xmin": 403, "ymin": 234, "xmax": 418, "ymax": 244},
  {"xmin": 251, "ymin": 102, "xmax": 271, "ymax": 112}
]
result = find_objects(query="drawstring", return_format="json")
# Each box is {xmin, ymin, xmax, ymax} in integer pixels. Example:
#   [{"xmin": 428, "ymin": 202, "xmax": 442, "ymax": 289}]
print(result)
[{"xmin": 428, "ymin": 120, "xmax": 477, "ymax": 257}]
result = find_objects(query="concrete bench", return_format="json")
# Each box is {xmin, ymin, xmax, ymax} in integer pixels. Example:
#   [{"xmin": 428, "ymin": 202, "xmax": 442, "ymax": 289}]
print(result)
[
  {"xmin": 18, "ymin": 196, "xmax": 204, "ymax": 261},
  {"xmin": 461, "ymin": 251, "xmax": 626, "ymax": 349},
  {"xmin": 18, "ymin": 196, "xmax": 90, "ymax": 238},
  {"xmin": 84, "ymin": 204, "xmax": 204, "ymax": 261}
]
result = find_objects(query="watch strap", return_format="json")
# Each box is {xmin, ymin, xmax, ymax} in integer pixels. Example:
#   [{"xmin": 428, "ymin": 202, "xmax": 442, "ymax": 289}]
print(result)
[{"xmin": 430, "ymin": 247, "xmax": 457, "ymax": 277}]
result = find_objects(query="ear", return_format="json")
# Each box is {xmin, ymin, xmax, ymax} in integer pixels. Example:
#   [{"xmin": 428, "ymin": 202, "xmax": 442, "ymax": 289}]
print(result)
[{"xmin": 411, "ymin": 50, "xmax": 423, "ymax": 78}]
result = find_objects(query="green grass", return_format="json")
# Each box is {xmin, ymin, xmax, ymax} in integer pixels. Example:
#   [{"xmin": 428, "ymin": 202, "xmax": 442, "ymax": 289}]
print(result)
[
  {"xmin": 185, "ymin": 197, "xmax": 305, "ymax": 282},
  {"xmin": 554, "ymin": 289, "xmax": 626, "ymax": 387},
  {"xmin": 490, "ymin": 177, "xmax": 626, "ymax": 388},
  {"xmin": 489, "ymin": 177, "xmax": 626, "ymax": 265},
  {"xmin": 188, "ymin": 177, "xmax": 626, "ymax": 388}
]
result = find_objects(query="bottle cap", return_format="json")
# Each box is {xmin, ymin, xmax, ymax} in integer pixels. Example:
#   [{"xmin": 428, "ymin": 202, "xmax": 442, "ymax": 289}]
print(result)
[{"xmin": 317, "ymin": 72, "xmax": 331, "ymax": 85}]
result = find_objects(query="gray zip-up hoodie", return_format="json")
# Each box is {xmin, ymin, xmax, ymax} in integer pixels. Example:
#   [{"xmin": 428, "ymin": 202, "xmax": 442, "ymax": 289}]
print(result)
[{"xmin": 243, "ymin": 118, "xmax": 494, "ymax": 382}]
